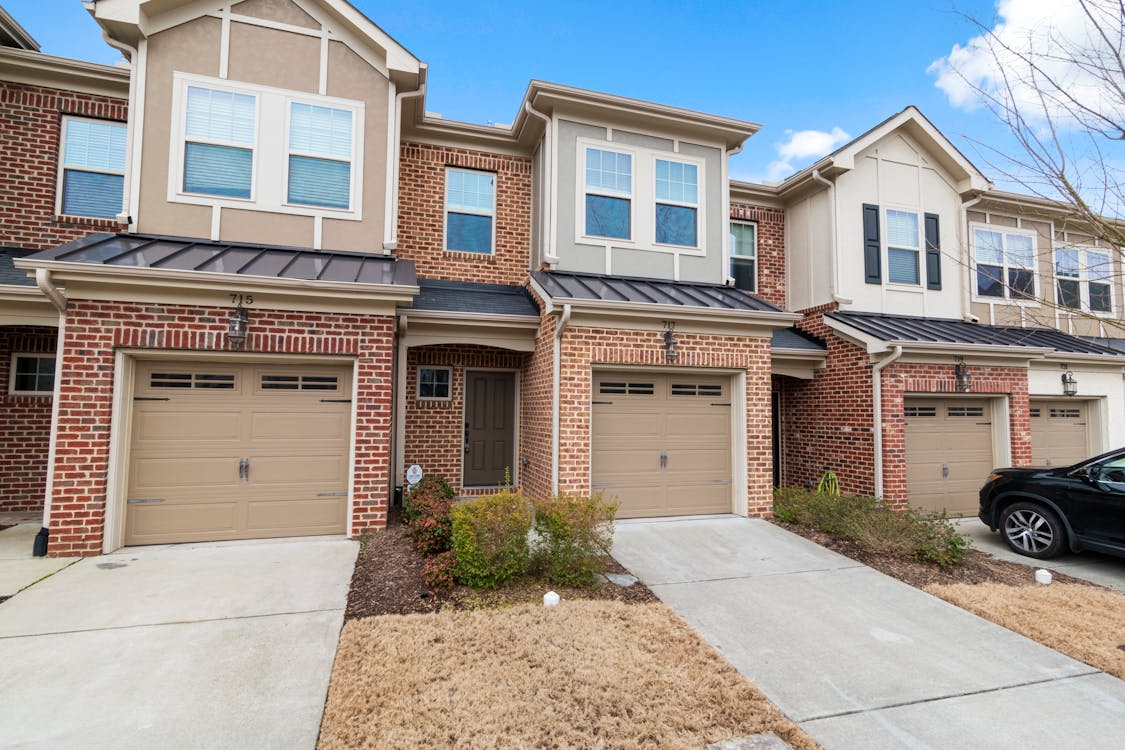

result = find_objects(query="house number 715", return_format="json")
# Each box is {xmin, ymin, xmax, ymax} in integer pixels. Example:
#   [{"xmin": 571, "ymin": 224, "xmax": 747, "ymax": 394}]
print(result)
[{"xmin": 230, "ymin": 294, "xmax": 254, "ymax": 306}]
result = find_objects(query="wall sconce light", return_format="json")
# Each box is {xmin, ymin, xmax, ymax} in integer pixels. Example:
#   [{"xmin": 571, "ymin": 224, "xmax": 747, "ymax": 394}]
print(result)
[
  {"xmin": 662, "ymin": 327, "xmax": 679, "ymax": 362},
  {"xmin": 227, "ymin": 305, "xmax": 249, "ymax": 348},
  {"xmin": 954, "ymin": 358, "xmax": 971, "ymax": 392},
  {"xmin": 1061, "ymin": 370, "xmax": 1078, "ymax": 397}
]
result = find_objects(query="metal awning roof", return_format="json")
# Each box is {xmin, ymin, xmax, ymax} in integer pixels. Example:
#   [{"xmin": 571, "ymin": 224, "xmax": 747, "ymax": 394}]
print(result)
[
  {"xmin": 532, "ymin": 270, "xmax": 785, "ymax": 313},
  {"xmin": 772, "ymin": 326, "xmax": 826, "ymax": 352},
  {"xmin": 406, "ymin": 279, "xmax": 539, "ymax": 317}
]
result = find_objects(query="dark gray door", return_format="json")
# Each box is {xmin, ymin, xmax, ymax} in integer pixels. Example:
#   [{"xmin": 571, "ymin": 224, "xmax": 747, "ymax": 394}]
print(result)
[{"xmin": 464, "ymin": 371, "xmax": 515, "ymax": 486}]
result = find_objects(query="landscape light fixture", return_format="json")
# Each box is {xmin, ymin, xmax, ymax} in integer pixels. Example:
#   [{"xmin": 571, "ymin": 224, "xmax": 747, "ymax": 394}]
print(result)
[
  {"xmin": 1062, "ymin": 370, "xmax": 1078, "ymax": 397},
  {"xmin": 227, "ymin": 304, "xmax": 249, "ymax": 348}
]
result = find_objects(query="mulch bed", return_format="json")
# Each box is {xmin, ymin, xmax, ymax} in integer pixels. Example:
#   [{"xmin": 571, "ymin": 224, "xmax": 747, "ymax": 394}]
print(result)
[
  {"xmin": 345, "ymin": 507, "xmax": 658, "ymax": 619},
  {"xmin": 774, "ymin": 520, "xmax": 1096, "ymax": 588}
]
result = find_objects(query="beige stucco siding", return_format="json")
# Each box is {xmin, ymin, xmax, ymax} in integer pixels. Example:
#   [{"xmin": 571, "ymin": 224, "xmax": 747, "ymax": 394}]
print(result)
[
  {"xmin": 233, "ymin": 0, "xmax": 320, "ymax": 29},
  {"xmin": 227, "ymin": 23, "xmax": 320, "ymax": 94}
]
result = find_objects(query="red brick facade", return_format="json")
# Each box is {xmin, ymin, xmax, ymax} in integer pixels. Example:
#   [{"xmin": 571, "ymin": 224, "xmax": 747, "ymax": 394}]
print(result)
[
  {"xmin": 731, "ymin": 202, "xmax": 785, "ymax": 309},
  {"xmin": 403, "ymin": 344, "xmax": 528, "ymax": 491},
  {"xmin": 46, "ymin": 300, "xmax": 394, "ymax": 557},
  {"xmin": 0, "ymin": 327, "xmax": 56, "ymax": 513},
  {"xmin": 518, "ymin": 302, "xmax": 556, "ymax": 499},
  {"xmin": 0, "ymin": 81, "xmax": 128, "ymax": 250},
  {"xmin": 558, "ymin": 326, "xmax": 775, "ymax": 517},
  {"xmin": 396, "ymin": 142, "xmax": 532, "ymax": 285}
]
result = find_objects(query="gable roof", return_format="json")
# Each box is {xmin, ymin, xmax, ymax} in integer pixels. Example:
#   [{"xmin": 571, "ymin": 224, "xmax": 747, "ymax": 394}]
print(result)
[{"xmin": 0, "ymin": 5, "xmax": 38, "ymax": 51}]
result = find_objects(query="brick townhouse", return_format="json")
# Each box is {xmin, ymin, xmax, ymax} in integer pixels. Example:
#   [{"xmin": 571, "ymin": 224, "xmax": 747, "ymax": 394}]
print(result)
[{"xmin": 3, "ymin": 0, "xmax": 1121, "ymax": 557}]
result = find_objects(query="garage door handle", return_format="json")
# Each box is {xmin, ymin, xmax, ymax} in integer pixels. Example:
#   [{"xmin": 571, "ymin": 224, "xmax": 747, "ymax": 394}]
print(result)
[
  {"xmin": 239, "ymin": 458, "xmax": 248, "ymax": 483},
  {"xmin": 942, "ymin": 463, "xmax": 949, "ymax": 480},
  {"xmin": 660, "ymin": 451, "xmax": 667, "ymax": 470}
]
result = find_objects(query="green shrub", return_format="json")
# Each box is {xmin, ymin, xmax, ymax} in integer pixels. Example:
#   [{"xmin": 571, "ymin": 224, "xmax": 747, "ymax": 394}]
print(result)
[
  {"xmin": 403, "ymin": 476, "xmax": 455, "ymax": 554},
  {"xmin": 531, "ymin": 493, "xmax": 617, "ymax": 586},
  {"xmin": 421, "ymin": 550, "xmax": 456, "ymax": 593},
  {"xmin": 773, "ymin": 487, "xmax": 971, "ymax": 568},
  {"xmin": 451, "ymin": 491, "xmax": 532, "ymax": 589}
]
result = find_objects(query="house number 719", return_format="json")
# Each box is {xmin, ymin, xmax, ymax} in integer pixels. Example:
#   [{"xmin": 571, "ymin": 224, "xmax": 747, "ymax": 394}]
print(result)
[{"xmin": 230, "ymin": 294, "xmax": 254, "ymax": 306}]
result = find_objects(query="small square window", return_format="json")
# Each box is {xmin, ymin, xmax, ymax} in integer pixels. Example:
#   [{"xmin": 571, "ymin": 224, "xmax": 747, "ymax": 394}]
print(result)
[
  {"xmin": 417, "ymin": 366, "xmax": 452, "ymax": 400},
  {"xmin": 10, "ymin": 355, "xmax": 55, "ymax": 395}
]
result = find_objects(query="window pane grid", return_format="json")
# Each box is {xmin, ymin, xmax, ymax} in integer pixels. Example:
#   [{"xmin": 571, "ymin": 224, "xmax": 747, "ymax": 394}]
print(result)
[
  {"xmin": 418, "ymin": 367, "xmax": 451, "ymax": 399},
  {"xmin": 886, "ymin": 210, "xmax": 920, "ymax": 249},
  {"xmin": 186, "ymin": 86, "xmax": 255, "ymax": 145},
  {"xmin": 585, "ymin": 148, "xmax": 632, "ymax": 195},
  {"xmin": 446, "ymin": 169, "xmax": 495, "ymax": 215},
  {"xmin": 730, "ymin": 223, "xmax": 756, "ymax": 258},
  {"xmin": 974, "ymin": 227, "xmax": 1037, "ymax": 299},
  {"xmin": 655, "ymin": 159, "xmax": 698, "ymax": 204},
  {"xmin": 12, "ymin": 355, "xmax": 55, "ymax": 394}
]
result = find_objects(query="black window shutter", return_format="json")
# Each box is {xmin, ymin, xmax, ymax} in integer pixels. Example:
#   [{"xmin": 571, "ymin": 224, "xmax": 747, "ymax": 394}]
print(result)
[
  {"xmin": 862, "ymin": 203, "xmax": 881, "ymax": 284},
  {"xmin": 924, "ymin": 212, "xmax": 942, "ymax": 290}
]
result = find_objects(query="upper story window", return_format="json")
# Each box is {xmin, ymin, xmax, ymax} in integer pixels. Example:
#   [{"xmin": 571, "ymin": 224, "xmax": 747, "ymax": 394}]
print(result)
[
  {"xmin": 1056, "ymin": 247, "xmax": 1113, "ymax": 313},
  {"xmin": 973, "ymin": 226, "xmax": 1036, "ymax": 300},
  {"xmin": 585, "ymin": 148, "xmax": 632, "ymax": 240},
  {"xmin": 730, "ymin": 222, "xmax": 757, "ymax": 292},
  {"xmin": 287, "ymin": 103, "xmax": 353, "ymax": 209},
  {"xmin": 655, "ymin": 159, "xmax": 698, "ymax": 247},
  {"xmin": 183, "ymin": 86, "xmax": 256, "ymax": 199},
  {"xmin": 886, "ymin": 209, "xmax": 921, "ymax": 285},
  {"xmin": 58, "ymin": 117, "xmax": 126, "ymax": 219},
  {"xmin": 9, "ymin": 354, "xmax": 55, "ymax": 396},
  {"xmin": 445, "ymin": 168, "xmax": 495, "ymax": 254}
]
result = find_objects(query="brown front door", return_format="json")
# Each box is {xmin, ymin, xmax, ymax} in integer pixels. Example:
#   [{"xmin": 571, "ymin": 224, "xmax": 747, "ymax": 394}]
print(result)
[{"xmin": 464, "ymin": 371, "xmax": 515, "ymax": 486}]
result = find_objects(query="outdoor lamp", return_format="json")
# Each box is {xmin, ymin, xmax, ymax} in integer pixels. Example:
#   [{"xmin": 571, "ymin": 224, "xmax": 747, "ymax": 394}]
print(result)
[
  {"xmin": 663, "ymin": 328, "xmax": 679, "ymax": 362},
  {"xmin": 228, "ymin": 305, "xmax": 249, "ymax": 348},
  {"xmin": 1062, "ymin": 370, "xmax": 1078, "ymax": 397},
  {"xmin": 954, "ymin": 360, "xmax": 971, "ymax": 392}
]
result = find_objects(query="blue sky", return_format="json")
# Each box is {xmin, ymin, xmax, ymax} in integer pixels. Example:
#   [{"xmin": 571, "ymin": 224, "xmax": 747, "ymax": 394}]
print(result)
[{"xmin": 7, "ymin": 0, "xmax": 1024, "ymax": 184}]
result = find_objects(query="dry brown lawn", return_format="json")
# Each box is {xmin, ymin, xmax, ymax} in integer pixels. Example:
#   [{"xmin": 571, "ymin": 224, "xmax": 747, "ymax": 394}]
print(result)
[
  {"xmin": 927, "ymin": 582, "xmax": 1125, "ymax": 679},
  {"xmin": 319, "ymin": 600, "xmax": 817, "ymax": 750}
]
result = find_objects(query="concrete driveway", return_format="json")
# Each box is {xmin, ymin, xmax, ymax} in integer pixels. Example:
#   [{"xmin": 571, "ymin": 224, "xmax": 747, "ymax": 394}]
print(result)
[
  {"xmin": 954, "ymin": 517, "xmax": 1125, "ymax": 592},
  {"xmin": 613, "ymin": 516, "xmax": 1125, "ymax": 750},
  {"xmin": 0, "ymin": 533, "xmax": 357, "ymax": 749}
]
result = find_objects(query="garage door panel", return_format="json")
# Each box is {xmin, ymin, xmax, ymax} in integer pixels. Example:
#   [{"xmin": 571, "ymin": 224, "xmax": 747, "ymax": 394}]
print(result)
[
  {"xmin": 592, "ymin": 411, "xmax": 662, "ymax": 437},
  {"xmin": 133, "ymin": 410, "xmax": 242, "ymax": 443},
  {"xmin": 905, "ymin": 398, "xmax": 994, "ymax": 517},
  {"xmin": 246, "ymin": 455, "xmax": 347, "ymax": 485},
  {"xmin": 245, "ymin": 498, "xmax": 345, "ymax": 533},
  {"xmin": 665, "ymin": 481, "xmax": 730, "ymax": 514},
  {"xmin": 249, "ymin": 411, "xmax": 349, "ymax": 441},
  {"xmin": 127, "ymin": 502, "xmax": 238, "ymax": 540},
  {"xmin": 131, "ymin": 457, "xmax": 241, "ymax": 490},
  {"xmin": 604, "ymin": 485, "xmax": 667, "ymax": 519}
]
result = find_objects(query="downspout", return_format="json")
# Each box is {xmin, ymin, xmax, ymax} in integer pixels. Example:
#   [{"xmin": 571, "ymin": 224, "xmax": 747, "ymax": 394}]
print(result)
[
  {"xmin": 99, "ymin": 30, "xmax": 138, "ymax": 228},
  {"xmin": 551, "ymin": 303, "xmax": 571, "ymax": 493},
  {"xmin": 810, "ymin": 169, "xmax": 851, "ymax": 305},
  {"xmin": 385, "ymin": 83, "xmax": 426, "ymax": 252},
  {"xmin": 34, "ymin": 269, "xmax": 67, "ymax": 556},
  {"xmin": 392, "ymin": 314, "xmax": 409, "ymax": 499},
  {"xmin": 961, "ymin": 195, "xmax": 984, "ymax": 323},
  {"xmin": 872, "ymin": 345, "xmax": 903, "ymax": 499},
  {"xmin": 523, "ymin": 101, "xmax": 558, "ymax": 264}
]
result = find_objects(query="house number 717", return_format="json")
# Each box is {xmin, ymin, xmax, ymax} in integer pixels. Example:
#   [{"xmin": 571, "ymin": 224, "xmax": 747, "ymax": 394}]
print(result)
[{"xmin": 230, "ymin": 294, "xmax": 254, "ymax": 306}]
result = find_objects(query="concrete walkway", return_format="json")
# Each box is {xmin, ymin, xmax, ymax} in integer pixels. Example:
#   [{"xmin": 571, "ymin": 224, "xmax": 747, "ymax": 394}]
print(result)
[
  {"xmin": 954, "ymin": 517, "xmax": 1125, "ymax": 593},
  {"xmin": 612, "ymin": 516, "xmax": 1125, "ymax": 750},
  {"xmin": 0, "ymin": 523, "xmax": 78, "ymax": 599},
  {"xmin": 0, "ymin": 535, "xmax": 358, "ymax": 749}
]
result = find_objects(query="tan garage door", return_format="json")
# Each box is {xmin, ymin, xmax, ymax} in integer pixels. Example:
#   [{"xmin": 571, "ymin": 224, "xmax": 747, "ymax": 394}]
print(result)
[
  {"xmin": 1031, "ymin": 400, "xmax": 1089, "ymax": 467},
  {"xmin": 125, "ymin": 361, "xmax": 352, "ymax": 546},
  {"xmin": 592, "ymin": 372, "xmax": 732, "ymax": 518},
  {"xmin": 904, "ymin": 398, "xmax": 994, "ymax": 517}
]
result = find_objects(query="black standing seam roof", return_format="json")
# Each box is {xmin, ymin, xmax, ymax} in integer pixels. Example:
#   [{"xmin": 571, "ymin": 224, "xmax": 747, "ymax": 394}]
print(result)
[
  {"xmin": 532, "ymin": 270, "xmax": 786, "ymax": 313},
  {"xmin": 829, "ymin": 310, "xmax": 1123, "ymax": 356},
  {"xmin": 1084, "ymin": 337, "xmax": 1125, "ymax": 354},
  {"xmin": 406, "ymin": 279, "xmax": 540, "ymax": 317},
  {"xmin": 20, "ymin": 233, "xmax": 418, "ymax": 287},
  {"xmin": 0, "ymin": 248, "xmax": 38, "ymax": 287},
  {"xmin": 772, "ymin": 327, "xmax": 827, "ymax": 352}
]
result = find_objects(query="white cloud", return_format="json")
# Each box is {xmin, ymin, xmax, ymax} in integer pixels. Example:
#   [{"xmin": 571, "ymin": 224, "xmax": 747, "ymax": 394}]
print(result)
[
  {"xmin": 929, "ymin": 0, "xmax": 1123, "ymax": 128},
  {"xmin": 763, "ymin": 127, "xmax": 851, "ymax": 182}
]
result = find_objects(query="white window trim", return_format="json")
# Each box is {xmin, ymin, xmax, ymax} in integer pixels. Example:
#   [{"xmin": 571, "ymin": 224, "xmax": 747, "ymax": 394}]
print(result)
[
  {"xmin": 443, "ymin": 167, "xmax": 497, "ymax": 256},
  {"xmin": 8, "ymin": 353, "xmax": 55, "ymax": 396},
  {"xmin": 730, "ymin": 220, "xmax": 758, "ymax": 292},
  {"xmin": 969, "ymin": 222, "xmax": 1041, "ymax": 306},
  {"xmin": 574, "ymin": 137, "xmax": 707, "ymax": 256},
  {"xmin": 653, "ymin": 157, "xmax": 700, "ymax": 250},
  {"xmin": 883, "ymin": 206, "xmax": 923, "ymax": 288},
  {"xmin": 55, "ymin": 115, "xmax": 127, "ymax": 220},
  {"xmin": 416, "ymin": 365, "xmax": 453, "ymax": 402},
  {"xmin": 1055, "ymin": 245, "xmax": 1117, "ymax": 317},
  {"xmin": 282, "ymin": 98, "xmax": 359, "ymax": 212},
  {"xmin": 167, "ymin": 72, "xmax": 364, "ymax": 221}
]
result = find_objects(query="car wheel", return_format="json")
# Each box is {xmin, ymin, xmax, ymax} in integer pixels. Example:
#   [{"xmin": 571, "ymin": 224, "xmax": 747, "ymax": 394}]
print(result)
[{"xmin": 1000, "ymin": 502, "xmax": 1065, "ymax": 559}]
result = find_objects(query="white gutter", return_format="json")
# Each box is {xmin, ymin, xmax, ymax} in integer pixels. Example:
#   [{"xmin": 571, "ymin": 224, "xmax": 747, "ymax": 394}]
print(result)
[
  {"xmin": 961, "ymin": 195, "xmax": 984, "ymax": 322},
  {"xmin": 523, "ymin": 101, "xmax": 558, "ymax": 264},
  {"xmin": 551, "ymin": 303, "xmax": 571, "ymax": 493},
  {"xmin": 35, "ymin": 268, "xmax": 66, "ymax": 313},
  {"xmin": 872, "ymin": 345, "xmax": 902, "ymax": 498},
  {"xmin": 385, "ymin": 82, "xmax": 426, "ymax": 252},
  {"xmin": 97, "ymin": 30, "xmax": 140, "ymax": 228},
  {"xmin": 810, "ymin": 169, "xmax": 851, "ymax": 305}
]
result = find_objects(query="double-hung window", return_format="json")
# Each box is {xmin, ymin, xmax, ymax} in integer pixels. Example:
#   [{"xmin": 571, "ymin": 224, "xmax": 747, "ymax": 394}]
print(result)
[
  {"xmin": 584, "ymin": 148, "xmax": 632, "ymax": 240},
  {"xmin": 974, "ymin": 227, "xmax": 1036, "ymax": 300},
  {"xmin": 287, "ymin": 102, "xmax": 353, "ymax": 209},
  {"xmin": 886, "ymin": 209, "xmax": 921, "ymax": 285},
  {"xmin": 183, "ymin": 85, "xmax": 256, "ymax": 199},
  {"xmin": 655, "ymin": 159, "xmax": 699, "ymax": 247},
  {"xmin": 1056, "ymin": 247, "xmax": 1113, "ymax": 313},
  {"xmin": 58, "ymin": 117, "xmax": 126, "ymax": 219},
  {"xmin": 445, "ymin": 168, "xmax": 495, "ymax": 254},
  {"xmin": 730, "ymin": 222, "xmax": 757, "ymax": 292}
]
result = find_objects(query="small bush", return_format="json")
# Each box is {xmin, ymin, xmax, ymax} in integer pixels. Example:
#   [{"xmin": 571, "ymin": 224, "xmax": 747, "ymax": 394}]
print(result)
[
  {"xmin": 532, "ymin": 493, "xmax": 618, "ymax": 586},
  {"xmin": 404, "ymin": 476, "xmax": 456, "ymax": 554},
  {"xmin": 421, "ymin": 550, "xmax": 456, "ymax": 593},
  {"xmin": 773, "ymin": 487, "xmax": 971, "ymax": 568},
  {"xmin": 451, "ymin": 491, "xmax": 532, "ymax": 589}
]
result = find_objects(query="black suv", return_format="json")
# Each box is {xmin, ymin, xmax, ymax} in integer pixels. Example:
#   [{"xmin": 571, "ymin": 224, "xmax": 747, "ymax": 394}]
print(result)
[{"xmin": 979, "ymin": 447, "xmax": 1125, "ymax": 560}]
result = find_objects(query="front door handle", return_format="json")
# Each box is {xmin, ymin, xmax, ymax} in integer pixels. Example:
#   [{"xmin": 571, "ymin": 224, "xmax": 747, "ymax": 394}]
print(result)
[{"xmin": 464, "ymin": 422, "xmax": 470, "ymax": 454}]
